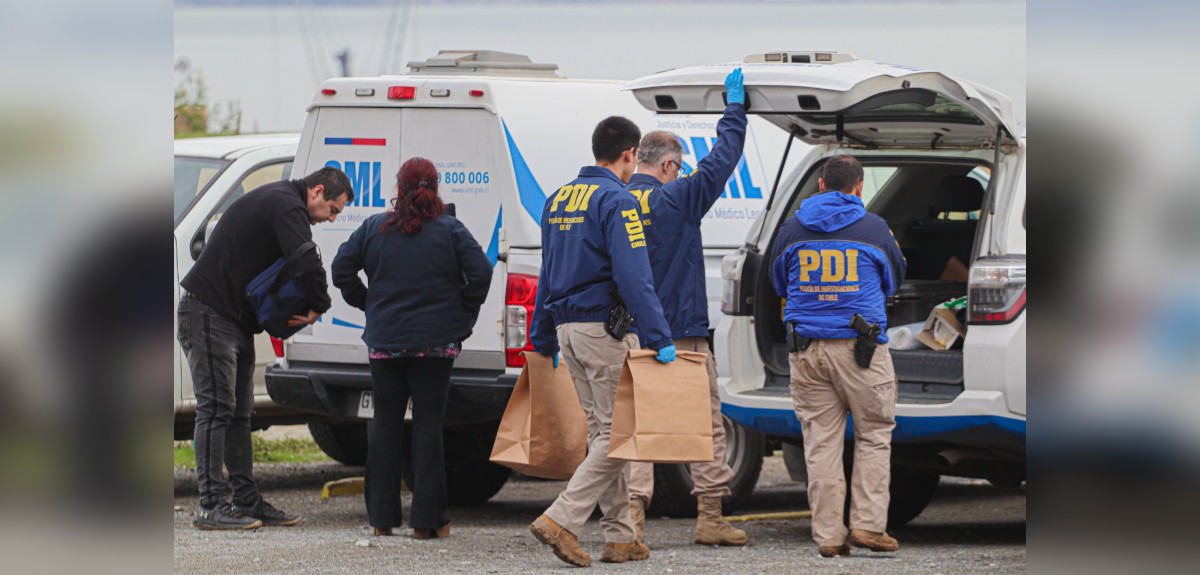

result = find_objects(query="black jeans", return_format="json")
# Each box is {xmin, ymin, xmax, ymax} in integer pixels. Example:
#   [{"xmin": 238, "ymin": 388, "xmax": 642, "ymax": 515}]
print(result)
[
  {"xmin": 365, "ymin": 357, "xmax": 454, "ymax": 530},
  {"xmin": 177, "ymin": 295, "xmax": 259, "ymax": 509}
]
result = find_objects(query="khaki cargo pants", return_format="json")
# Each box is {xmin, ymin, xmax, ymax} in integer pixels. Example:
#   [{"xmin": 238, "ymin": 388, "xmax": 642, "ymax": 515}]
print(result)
[
  {"xmin": 629, "ymin": 336, "xmax": 734, "ymax": 503},
  {"xmin": 789, "ymin": 338, "xmax": 897, "ymax": 547},
  {"xmin": 543, "ymin": 322, "xmax": 640, "ymax": 544}
]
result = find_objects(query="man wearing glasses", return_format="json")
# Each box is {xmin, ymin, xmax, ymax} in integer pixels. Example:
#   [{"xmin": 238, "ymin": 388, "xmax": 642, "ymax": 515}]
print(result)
[{"xmin": 623, "ymin": 68, "xmax": 749, "ymax": 547}]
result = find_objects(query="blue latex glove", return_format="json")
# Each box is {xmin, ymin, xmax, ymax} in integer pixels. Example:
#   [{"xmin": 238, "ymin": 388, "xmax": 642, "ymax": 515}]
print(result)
[
  {"xmin": 724, "ymin": 68, "xmax": 745, "ymax": 105},
  {"xmin": 552, "ymin": 355, "xmax": 559, "ymax": 369},
  {"xmin": 655, "ymin": 345, "xmax": 677, "ymax": 364}
]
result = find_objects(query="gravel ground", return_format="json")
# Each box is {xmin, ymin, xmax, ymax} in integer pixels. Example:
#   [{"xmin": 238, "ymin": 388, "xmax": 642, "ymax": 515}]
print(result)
[{"xmin": 174, "ymin": 455, "xmax": 1025, "ymax": 574}]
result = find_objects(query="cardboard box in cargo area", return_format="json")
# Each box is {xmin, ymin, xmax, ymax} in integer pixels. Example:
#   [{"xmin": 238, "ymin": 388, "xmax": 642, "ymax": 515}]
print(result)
[{"xmin": 917, "ymin": 307, "xmax": 966, "ymax": 351}]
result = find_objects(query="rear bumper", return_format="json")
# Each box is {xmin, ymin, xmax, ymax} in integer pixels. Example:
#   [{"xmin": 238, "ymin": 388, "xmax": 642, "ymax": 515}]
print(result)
[
  {"xmin": 266, "ymin": 361, "xmax": 518, "ymax": 428},
  {"xmin": 719, "ymin": 380, "xmax": 1026, "ymax": 451}
]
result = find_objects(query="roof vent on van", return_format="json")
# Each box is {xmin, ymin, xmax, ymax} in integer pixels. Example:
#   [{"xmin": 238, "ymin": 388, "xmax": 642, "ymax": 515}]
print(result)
[
  {"xmin": 745, "ymin": 51, "xmax": 857, "ymax": 65},
  {"xmin": 406, "ymin": 50, "xmax": 559, "ymax": 77}
]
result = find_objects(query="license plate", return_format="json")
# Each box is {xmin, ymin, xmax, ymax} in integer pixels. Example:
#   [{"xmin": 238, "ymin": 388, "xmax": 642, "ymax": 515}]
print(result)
[
  {"xmin": 357, "ymin": 391, "xmax": 375, "ymax": 418},
  {"xmin": 357, "ymin": 391, "xmax": 412, "ymax": 420}
]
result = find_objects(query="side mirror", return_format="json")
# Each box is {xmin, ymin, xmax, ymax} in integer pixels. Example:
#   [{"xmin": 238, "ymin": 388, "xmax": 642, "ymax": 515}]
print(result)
[
  {"xmin": 190, "ymin": 237, "xmax": 205, "ymax": 261},
  {"xmin": 191, "ymin": 219, "xmax": 219, "ymax": 261}
]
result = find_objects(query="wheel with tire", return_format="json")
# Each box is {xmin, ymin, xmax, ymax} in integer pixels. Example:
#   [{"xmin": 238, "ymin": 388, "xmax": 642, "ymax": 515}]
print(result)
[
  {"xmin": 884, "ymin": 466, "xmax": 940, "ymax": 528},
  {"xmin": 842, "ymin": 457, "xmax": 940, "ymax": 529},
  {"xmin": 646, "ymin": 416, "xmax": 764, "ymax": 518},
  {"xmin": 443, "ymin": 428, "xmax": 512, "ymax": 506},
  {"xmin": 309, "ymin": 422, "xmax": 368, "ymax": 466}
]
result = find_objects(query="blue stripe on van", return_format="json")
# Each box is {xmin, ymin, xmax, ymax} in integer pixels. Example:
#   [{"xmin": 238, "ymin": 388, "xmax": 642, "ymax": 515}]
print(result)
[
  {"xmin": 331, "ymin": 317, "xmax": 364, "ymax": 329},
  {"xmin": 485, "ymin": 207, "xmax": 502, "ymax": 266},
  {"xmin": 501, "ymin": 120, "xmax": 547, "ymax": 224},
  {"xmin": 721, "ymin": 402, "xmax": 1026, "ymax": 444}
]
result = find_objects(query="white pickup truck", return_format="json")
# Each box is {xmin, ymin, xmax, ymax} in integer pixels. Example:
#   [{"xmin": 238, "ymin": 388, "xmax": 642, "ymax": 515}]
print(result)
[{"xmin": 173, "ymin": 134, "xmax": 307, "ymax": 438}]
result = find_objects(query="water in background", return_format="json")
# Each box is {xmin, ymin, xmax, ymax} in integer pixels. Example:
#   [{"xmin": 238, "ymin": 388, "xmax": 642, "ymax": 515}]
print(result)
[{"xmin": 174, "ymin": 1, "xmax": 1025, "ymax": 133}]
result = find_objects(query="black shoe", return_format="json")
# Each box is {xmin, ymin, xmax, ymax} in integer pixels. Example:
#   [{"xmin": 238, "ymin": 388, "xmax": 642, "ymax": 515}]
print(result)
[
  {"xmin": 193, "ymin": 502, "xmax": 263, "ymax": 531},
  {"xmin": 232, "ymin": 498, "xmax": 302, "ymax": 526}
]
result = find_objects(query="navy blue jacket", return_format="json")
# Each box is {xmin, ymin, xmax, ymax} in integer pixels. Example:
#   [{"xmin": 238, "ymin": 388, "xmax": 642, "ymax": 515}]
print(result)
[
  {"xmin": 771, "ymin": 191, "xmax": 906, "ymax": 342},
  {"xmin": 530, "ymin": 166, "xmax": 673, "ymax": 355},
  {"xmin": 331, "ymin": 213, "xmax": 493, "ymax": 350},
  {"xmin": 626, "ymin": 103, "xmax": 747, "ymax": 340}
]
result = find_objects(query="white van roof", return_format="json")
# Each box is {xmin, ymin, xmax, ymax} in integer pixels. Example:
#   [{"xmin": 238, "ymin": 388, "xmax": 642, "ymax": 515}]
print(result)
[
  {"xmin": 174, "ymin": 133, "xmax": 300, "ymax": 160},
  {"xmin": 405, "ymin": 50, "xmax": 559, "ymax": 77}
]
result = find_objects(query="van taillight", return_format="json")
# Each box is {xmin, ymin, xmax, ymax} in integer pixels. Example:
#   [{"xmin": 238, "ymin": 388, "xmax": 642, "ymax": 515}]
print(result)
[
  {"xmin": 270, "ymin": 336, "xmax": 285, "ymax": 358},
  {"xmin": 387, "ymin": 86, "xmax": 416, "ymax": 99},
  {"xmin": 968, "ymin": 258, "xmax": 1026, "ymax": 325},
  {"xmin": 505, "ymin": 273, "xmax": 538, "ymax": 367}
]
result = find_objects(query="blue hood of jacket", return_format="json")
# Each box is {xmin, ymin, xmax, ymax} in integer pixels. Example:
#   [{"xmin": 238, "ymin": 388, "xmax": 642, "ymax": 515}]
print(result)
[
  {"xmin": 773, "ymin": 190, "xmax": 907, "ymax": 342},
  {"xmin": 797, "ymin": 192, "xmax": 866, "ymax": 233}
]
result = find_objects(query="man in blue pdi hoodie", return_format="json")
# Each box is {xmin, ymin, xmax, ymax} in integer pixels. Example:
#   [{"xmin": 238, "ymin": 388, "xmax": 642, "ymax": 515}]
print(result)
[
  {"xmin": 770, "ymin": 155, "xmax": 907, "ymax": 558},
  {"xmin": 623, "ymin": 68, "xmax": 749, "ymax": 547},
  {"xmin": 527, "ymin": 116, "xmax": 675, "ymax": 568}
]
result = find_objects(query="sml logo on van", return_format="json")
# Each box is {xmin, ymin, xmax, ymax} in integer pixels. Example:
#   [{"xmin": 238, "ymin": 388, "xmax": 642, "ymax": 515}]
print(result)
[
  {"xmin": 677, "ymin": 135, "xmax": 762, "ymax": 200},
  {"xmin": 322, "ymin": 137, "xmax": 387, "ymax": 208},
  {"xmin": 654, "ymin": 117, "xmax": 764, "ymax": 200}
]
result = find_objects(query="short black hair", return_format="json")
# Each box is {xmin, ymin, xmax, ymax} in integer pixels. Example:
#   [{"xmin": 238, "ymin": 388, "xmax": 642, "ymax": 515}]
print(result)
[
  {"xmin": 822, "ymin": 155, "xmax": 864, "ymax": 193},
  {"xmin": 592, "ymin": 116, "xmax": 641, "ymax": 163},
  {"xmin": 303, "ymin": 166, "xmax": 354, "ymax": 203}
]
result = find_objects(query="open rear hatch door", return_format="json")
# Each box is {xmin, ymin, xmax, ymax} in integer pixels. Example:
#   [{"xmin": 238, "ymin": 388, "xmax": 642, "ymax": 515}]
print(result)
[{"xmin": 624, "ymin": 52, "xmax": 1018, "ymax": 150}]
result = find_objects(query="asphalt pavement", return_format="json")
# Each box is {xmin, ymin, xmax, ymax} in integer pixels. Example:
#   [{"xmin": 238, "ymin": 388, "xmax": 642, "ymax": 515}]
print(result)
[{"xmin": 173, "ymin": 453, "xmax": 1025, "ymax": 574}]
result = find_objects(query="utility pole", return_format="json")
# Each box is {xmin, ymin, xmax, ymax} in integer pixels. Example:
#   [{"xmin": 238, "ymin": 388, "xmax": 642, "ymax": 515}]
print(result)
[{"xmin": 336, "ymin": 49, "xmax": 352, "ymax": 77}]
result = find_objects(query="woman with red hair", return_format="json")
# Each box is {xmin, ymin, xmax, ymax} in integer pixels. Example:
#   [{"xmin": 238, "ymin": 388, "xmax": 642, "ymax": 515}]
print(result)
[{"xmin": 331, "ymin": 157, "xmax": 493, "ymax": 539}]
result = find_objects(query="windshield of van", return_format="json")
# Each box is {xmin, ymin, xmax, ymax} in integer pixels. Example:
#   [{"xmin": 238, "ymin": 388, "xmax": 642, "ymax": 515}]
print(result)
[{"xmin": 175, "ymin": 157, "xmax": 228, "ymax": 225}]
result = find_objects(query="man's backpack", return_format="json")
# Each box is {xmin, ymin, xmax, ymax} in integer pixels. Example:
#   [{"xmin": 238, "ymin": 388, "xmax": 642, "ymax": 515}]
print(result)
[{"xmin": 245, "ymin": 241, "xmax": 317, "ymax": 339}]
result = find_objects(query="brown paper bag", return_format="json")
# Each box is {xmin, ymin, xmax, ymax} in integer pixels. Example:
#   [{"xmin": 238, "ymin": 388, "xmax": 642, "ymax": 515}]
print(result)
[
  {"xmin": 608, "ymin": 349, "xmax": 714, "ymax": 464},
  {"xmin": 489, "ymin": 351, "xmax": 588, "ymax": 480}
]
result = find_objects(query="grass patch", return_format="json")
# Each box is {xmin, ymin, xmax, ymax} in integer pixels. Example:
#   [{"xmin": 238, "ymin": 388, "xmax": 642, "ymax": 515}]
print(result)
[{"xmin": 173, "ymin": 433, "xmax": 330, "ymax": 468}]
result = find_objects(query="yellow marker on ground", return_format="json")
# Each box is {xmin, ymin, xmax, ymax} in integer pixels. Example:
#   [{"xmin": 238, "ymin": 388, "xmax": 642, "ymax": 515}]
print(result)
[
  {"xmin": 321, "ymin": 477, "xmax": 364, "ymax": 500},
  {"xmin": 724, "ymin": 510, "xmax": 812, "ymax": 523},
  {"xmin": 321, "ymin": 477, "xmax": 409, "ymax": 499}
]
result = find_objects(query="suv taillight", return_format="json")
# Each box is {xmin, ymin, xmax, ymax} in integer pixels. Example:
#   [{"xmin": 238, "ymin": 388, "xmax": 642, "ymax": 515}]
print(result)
[
  {"xmin": 270, "ymin": 336, "xmax": 284, "ymax": 358},
  {"xmin": 968, "ymin": 258, "xmax": 1026, "ymax": 324},
  {"xmin": 505, "ymin": 273, "xmax": 538, "ymax": 367}
]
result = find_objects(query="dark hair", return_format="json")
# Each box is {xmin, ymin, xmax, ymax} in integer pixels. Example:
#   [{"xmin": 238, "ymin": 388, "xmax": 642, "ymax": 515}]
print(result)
[
  {"xmin": 380, "ymin": 157, "xmax": 445, "ymax": 235},
  {"xmin": 822, "ymin": 155, "xmax": 864, "ymax": 193},
  {"xmin": 303, "ymin": 166, "xmax": 355, "ymax": 203},
  {"xmin": 592, "ymin": 116, "xmax": 641, "ymax": 163}
]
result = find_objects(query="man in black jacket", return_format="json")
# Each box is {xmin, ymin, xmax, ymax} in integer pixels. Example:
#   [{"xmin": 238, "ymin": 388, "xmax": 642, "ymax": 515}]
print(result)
[{"xmin": 178, "ymin": 167, "xmax": 352, "ymax": 530}]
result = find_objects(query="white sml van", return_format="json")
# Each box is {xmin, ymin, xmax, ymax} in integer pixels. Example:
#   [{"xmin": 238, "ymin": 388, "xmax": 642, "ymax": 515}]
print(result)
[
  {"xmin": 266, "ymin": 50, "xmax": 793, "ymax": 507},
  {"xmin": 173, "ymin": 134, "xmax": 305, "ymax": 439},
  {"xmin": 624, "ymin": 52, "xmax": 1026, "ymax": 525}
]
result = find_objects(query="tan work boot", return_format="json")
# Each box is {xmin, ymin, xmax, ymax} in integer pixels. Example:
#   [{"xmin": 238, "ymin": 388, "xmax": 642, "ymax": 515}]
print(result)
[
  {"xmin": 694, "ymin": 496, "xmax": 748, "ymax": 546},
  {"xmin": 529, "ymin": 515, "xmax": 592, "ymax": 567},
  {"xmin": 629, "ymin": 497, "xmax": 647, "ymax": 545},
  {"xmin": 818, "ymin": 543, "xmax": 851, "ymax": 557},
  {"xmin": 849, "ymin": 528, "xmax": 900, "ymax": 552},
  {"xmin": 600, "ymin": 541, "xmax": 650, "ymax": 563}
]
